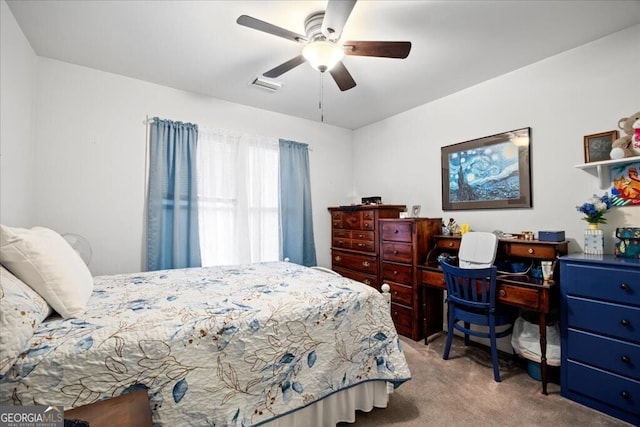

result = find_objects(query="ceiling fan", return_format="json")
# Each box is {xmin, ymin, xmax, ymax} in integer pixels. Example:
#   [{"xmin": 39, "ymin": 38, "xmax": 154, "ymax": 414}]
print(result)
[{"xmin": 236, "ymin": 0, "xmax": 411, "ymax": 91}]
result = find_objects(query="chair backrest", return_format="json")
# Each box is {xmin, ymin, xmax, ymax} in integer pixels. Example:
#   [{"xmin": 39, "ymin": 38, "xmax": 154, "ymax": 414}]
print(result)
[
  {"xmin": 458, "ymin": 232, "xmax": 498, "ymax": 268},
  {"xmin": 440, "ymin": 260, "xmax": 499, "ymax": 311}
]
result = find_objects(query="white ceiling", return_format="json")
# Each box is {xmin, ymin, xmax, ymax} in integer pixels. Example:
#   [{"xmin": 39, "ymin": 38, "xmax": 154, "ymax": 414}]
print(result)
[{"xmin": 7, "ymin": 0, "xmax": 640, "ymax": 129}]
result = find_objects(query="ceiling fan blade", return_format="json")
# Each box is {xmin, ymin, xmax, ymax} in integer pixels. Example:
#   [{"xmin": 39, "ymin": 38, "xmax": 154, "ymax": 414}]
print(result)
[
  {"xmin": 343, "ymin": 41, "xmax": 412, "ymax": 58},
  {"xmin": 329, "ymin": 61, "xmax": 356, "ymax": 91},
  {"xmin": 322, "ymin": 0, "xmax": 357, "ymax": 41},
  {"xmin": 263, "ymin": 55, "xmax": 307, "ymax": 78},
  {"xmin": 237, "ymin": 15, "xmax": 308, "ymax": 43}
]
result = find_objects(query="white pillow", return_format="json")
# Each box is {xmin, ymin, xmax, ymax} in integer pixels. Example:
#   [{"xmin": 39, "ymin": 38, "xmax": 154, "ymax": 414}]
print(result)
[
  {"xmin": 0, "ymin": 225, "xmax": 94, "ymax": 319},
  {"xmin": 0, "ymin": 264, "xmax": 53, "ymax": 375}
]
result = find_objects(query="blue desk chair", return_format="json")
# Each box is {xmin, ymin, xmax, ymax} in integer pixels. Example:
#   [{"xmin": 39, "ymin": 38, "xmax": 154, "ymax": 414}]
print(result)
[{"xmin": 439, "ymin": 232, "xmax": 514, "ymax": 382}]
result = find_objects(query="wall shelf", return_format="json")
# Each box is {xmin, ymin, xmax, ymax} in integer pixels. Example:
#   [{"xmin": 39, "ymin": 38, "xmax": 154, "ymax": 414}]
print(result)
[{"xmin": 574, "ymin": 156, "xmax": 640, "ymax": 189}]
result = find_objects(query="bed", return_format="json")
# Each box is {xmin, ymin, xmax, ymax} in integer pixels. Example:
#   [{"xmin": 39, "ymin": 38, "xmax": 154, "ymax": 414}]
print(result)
[{"xmin": 0, "ymin": 227, "xmax": 411, "ymax": 426}]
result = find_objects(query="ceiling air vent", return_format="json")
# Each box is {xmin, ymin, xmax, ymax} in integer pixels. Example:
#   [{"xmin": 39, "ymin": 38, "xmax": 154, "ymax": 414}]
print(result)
[{"xmin": 251, "ymin": 77, "xmax": 282, "ymax": 92}]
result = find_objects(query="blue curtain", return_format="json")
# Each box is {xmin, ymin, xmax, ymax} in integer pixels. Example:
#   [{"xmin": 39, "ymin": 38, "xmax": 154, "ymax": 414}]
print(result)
[
  {"xmin": 147, "ymin": 118, "xmax": 201, "ymax": 271},
  {"xmin": 279, "ymin": 139, "xmax": 317, "ymax": 266}
]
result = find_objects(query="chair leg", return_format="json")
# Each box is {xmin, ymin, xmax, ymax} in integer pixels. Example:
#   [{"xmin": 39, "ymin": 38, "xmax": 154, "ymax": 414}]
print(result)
[
  {"xmin": 464, "ymin": 322, "xmax": 470, "ymax": 346},
  {"xmin": 443, "ymin": 305, "xmax": 455, "ymax": 360},
  {"xmin": 489, "ymin": 318, "xmax": 501, "ymax": 382}
]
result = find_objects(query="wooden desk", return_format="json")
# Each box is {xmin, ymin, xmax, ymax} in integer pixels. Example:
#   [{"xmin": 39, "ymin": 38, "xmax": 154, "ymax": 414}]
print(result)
[{"xmin": 419, "ymin": 235, "xmax": 568, "ymax": 395}]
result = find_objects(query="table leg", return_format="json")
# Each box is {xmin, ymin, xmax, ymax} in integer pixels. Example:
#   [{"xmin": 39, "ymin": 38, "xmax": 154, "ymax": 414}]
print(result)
[{"xmin": 538, "ymin": 311, "xmax": 548, "ymax": 395}]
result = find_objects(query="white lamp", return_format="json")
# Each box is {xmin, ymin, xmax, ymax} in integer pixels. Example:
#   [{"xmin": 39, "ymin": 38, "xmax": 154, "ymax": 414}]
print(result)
[{"xmin": 302, "ymin": 41, "xmax": 344, "ymax": 73}]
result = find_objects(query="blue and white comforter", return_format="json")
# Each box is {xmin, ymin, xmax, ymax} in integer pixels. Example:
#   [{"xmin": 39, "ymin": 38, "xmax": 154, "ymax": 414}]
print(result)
[{"xmin": 0, "ymin": 262, "xmax": 411, "ymax": 426}]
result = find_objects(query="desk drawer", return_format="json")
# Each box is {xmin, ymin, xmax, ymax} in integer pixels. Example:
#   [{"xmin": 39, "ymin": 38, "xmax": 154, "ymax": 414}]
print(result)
[
  {"xmin": 437, "ymin": 238, "xmax": 460, "ymax": 251},
  {"xmin": 504, "ymin": 242, "xmax": 557, "ymax": 259},
  {"xmin": 568, "ymin": 329, "xmax": 640, "ymax": 381},
  {"xmin": 563, "ymin": 263, "xmax": 640, "ymax": 307},
  {"xmin": 332, "ymin": 250, "xmax": 378, "ymax": 275},
  {"xmin": 381, "ymin": 242, "xmax": 413, "ymax": 263},
  {"xmin": 381, "ymin": 221, "xmax": 413, "ymax": 242},
  {"xmin": 421, "ymin": 269, "xmax": 445, "ymax": 289},
  {"xmin": 387, "ymin": 282, "xmax": 413, "ymax": 306},
  {"xmin": 568, "ymin": 296, "xmax": 640, "ymax": 344},
  {"xmin": 566, "ymin": 361, "xmax": 640, "ymax": 417},
  {"xmin": 382, "ymin": 262, "xmax": 413, "ymax": 284},
  {"xmin": 497, "ymin": 283, "xmax": 541, "ymax": 310}
]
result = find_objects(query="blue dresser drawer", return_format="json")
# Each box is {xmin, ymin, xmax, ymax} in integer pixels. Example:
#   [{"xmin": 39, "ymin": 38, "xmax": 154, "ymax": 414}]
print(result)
[
  {"xmin": 563, "ymin": 262, "xmax": 640, "ymax": 306},
  {"xmin": 567, "ymin": 296, "xmax": 640, "ymax": 343},
  {"xmin": 568, "ymin": 329, "xmax": 640, "ymax": 381},
  {"xmin": 566, "ymin": 361, "xmax": 640, "ymax": 419}
]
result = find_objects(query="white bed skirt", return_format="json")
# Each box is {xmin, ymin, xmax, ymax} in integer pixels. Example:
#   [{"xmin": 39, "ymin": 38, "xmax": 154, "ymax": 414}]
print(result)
[{"xmin": 262, "ymin": 381, "xmax": 393, "ymax": 427}]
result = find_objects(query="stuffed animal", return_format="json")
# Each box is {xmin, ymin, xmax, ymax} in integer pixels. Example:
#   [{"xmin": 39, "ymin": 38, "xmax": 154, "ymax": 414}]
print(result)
[{"xmin": 610, "ymin": 111, "xmax": 640, "ymax": 160}]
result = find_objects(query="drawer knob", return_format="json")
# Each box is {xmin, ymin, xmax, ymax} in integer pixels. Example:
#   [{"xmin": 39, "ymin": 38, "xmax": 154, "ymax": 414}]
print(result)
[
  {"xmin": 393, "ymin": 291, "xmax": 398, "ymax": 296},
  {"xmin": 358, "ymin": 243, "xmax": 365, "ymax": 247},
  {"xmin": 620, "ymin": 283, "xmax": 630, "ymax": 291},
  {"xmin": 362, "ymin": 261, "xmax": 371, "ymax": 267},
  {"xmin": 448, "ymin": 242, "xmax": 454, "ymax": 247},
  {"xmin": 393, "ymin": 311, "xmax": 398, "ymax": 317},
  {"xmin": 499, "ymin": 289, "xmax": 506, "ymax": 297},
  {"xmin": 621, "ymin": 355, "xmax": 630, "ymax": 364},
  {"xmin": 364, "ymin": 279, "xmax": 371, "ymax": 285},
  {"xmin": 358, "ymin": 234, "xmax": 364, "ymax": 238},
  {"xmin": 393, "ymin": 250, "xmax": 399, "ymax": 255},
  {"xmin": 528, "ymin": 248, "xmax": 534, "ymax": 254},
  {"xmin": 334, "ymin": 256, "xmax": 341, "ymax": 261},
  {"xmin": 393, "ymin": 270, "xmax": 398, "ymax": 275},
  {"xmin": 621, "ymin": 390, "xmax": 630, "ymax": 399},
  {"xmin": 394, "ymin": 229, "xmax": 399, "ymax": 233},
  {"xmin": 621, "ymin": 319, "xmax": 631, "ymax": 327}
]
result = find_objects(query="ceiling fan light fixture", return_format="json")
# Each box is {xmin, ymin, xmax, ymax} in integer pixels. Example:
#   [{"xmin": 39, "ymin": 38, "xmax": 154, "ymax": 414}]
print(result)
[{"xmin": 302, "ymin": 41, "xmax": 344, "ymax": 73}]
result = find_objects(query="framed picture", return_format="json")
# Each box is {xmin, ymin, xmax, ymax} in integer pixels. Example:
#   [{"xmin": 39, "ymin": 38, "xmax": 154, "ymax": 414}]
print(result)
[
  {"xmin": 411, "ymin": 205, "xmax": 421, "ymax": 217},
  {"xmin": 441, "ymin": 127, "xmax": 532, "ymax": 211},
  {"xmin": 583, "ymin": 130, "xmax": 618, "ymax": 163}
]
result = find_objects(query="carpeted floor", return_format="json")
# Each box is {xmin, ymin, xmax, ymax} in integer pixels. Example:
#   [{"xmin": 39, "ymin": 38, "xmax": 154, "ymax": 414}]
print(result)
[{"xmin": 339, "ymin": 335, "xmax": 631, "ymax": 427}]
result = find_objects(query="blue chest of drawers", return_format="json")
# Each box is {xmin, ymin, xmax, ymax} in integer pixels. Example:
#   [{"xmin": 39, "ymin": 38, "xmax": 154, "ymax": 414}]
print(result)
[{"xmin": 560, "ymin": 254, "xmax": 640, "ymax": 425}]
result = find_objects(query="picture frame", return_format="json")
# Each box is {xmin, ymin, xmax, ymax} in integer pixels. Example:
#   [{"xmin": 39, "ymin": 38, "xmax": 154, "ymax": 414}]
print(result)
[
  {"xmin": 411, "ymin": 205, "xmax": 421, "ymax": 217},
  {"xmin": 441, "ymin": 127, "xmax": 532, "ymax": 211},
  {"xmin": 583, "ymin": 130, "xmax": 618, "ymax": 163}
]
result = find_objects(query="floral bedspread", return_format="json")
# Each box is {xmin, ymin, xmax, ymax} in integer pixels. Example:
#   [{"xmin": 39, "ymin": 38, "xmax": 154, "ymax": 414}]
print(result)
[{"xmin": 0, "ymin": 262, "xmax": 411, "ymax": 426}]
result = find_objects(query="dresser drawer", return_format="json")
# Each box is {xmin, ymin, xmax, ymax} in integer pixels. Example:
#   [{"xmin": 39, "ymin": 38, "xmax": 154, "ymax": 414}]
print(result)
[
  {"xmin": 382, "ymin": 262, "xmax": 413, "ymax": 284},
  {"xmin": 503, "ymin": 242, "xmax": 557, "ymax": 259},
  {"xmin": 333, "ymin": 267, "xmax": 378, "ymax": 289},
  {"xmin": 381, "ymin": 221, "xmax": 413, "ymax": 242},
  {"xmin": 563, "ymin": 262, "xmax": 640, "ymax": 307},
  {"xmin": 568, "ymin": 329, "xmax": 640, "ymax": 381},
  {"xmin": 567, "ymin": 296, "xmax": 640, "ymax": 344},
  {"xmin": 566, "ymin": 361, "xmax": 640, "ymax": 417},
  {"xmin": 390, "ymin": 302, "xmax": 413, "ymax": 329},
  {"xmin": 332, "ymin": 237, "xmax": 352, "ymax": 249},
  {"xmin": 351, "ymin": 230, "xmax": 374, "ymax": 242},
  {"xmin": 342, "ymin": 211, "xmax": 363, "ymax": 229},
  {"xmin": 333, "ymin": 229, "xmax": 350, "ymax": 239},
  {"xmin": 381, "ymin": 242, "xmax": 413, "ymax": 263},
  {"xmin": 352, "ymin": 239, "xmax": 375, "ymax": 252},
  {"xmin": 387, "ymin": 282, "xmax": 413, "ymax": 306},
  {"xmin": 332, "ymin": 250, "xmax": 378, "ymax": 275}
]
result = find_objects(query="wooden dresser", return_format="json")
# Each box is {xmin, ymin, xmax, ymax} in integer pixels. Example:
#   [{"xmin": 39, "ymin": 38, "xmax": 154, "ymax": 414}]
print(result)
[
  {"xmin": 380, "ymin": 218, "xmax": 442, "ymax": 340},
  {"xmin": 559, "ymin": 254, "xmax": 639, "ymax": 425},
  {"xmin": 328, "ymin": 205, "xmax": 405, "ymax": 289}
]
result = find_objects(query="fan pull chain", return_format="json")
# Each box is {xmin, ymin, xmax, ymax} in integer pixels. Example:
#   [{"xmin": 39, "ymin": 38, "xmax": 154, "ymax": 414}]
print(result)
[{"xmin": 319, "ymin": 72, "xmax": 324, "ymax": 123}]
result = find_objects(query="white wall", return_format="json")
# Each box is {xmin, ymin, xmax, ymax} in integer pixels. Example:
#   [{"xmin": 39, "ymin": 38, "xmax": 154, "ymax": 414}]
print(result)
[
  {"xmin": 29, "ymin": 58, "xmax": 352, "ymax": 275},
  {"xmin": 0, "ymin": 0, "xmax": 38, "ymax": 226},
  {"xmin": 353, "ymin": 24, "xmax": 640, "ymax": 254}
]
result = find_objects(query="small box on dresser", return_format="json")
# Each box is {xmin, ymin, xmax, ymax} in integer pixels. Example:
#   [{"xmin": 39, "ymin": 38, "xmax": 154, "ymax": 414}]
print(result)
[{"xmin": 559, "ymin": 254, "xmax": 640, "ymax": 425}]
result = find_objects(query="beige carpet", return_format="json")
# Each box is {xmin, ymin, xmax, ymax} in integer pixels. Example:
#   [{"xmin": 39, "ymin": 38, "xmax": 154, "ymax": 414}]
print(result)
[{"xmin": 339, "ymin": 335, "xmax": 631, "ymax": 427}]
